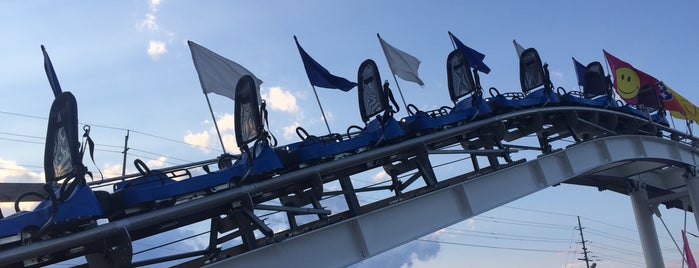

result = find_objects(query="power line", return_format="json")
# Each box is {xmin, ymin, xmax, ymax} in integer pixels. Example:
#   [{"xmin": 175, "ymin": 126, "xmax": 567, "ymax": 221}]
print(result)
[
  {"xmin": 439, "ymin": 230, "xmax": 571, "ymax": 244},
  {"xmin": 503, "ymin": 205, "xmax": 688, "ymax": 246},
  {"xmin": 503, "ymin": 205, "xmax": 578, "ymax": 217},
  {"xmin": 0, "ymin": 131, "xmax": 44, "ymax": 140},
  {"xmin": 0, "ymin": 137, "xmax": 44, "ymax": 145},
  {"xmin": 588, "ymin": 241, "xmax": 645, "ymax": 257},
  {"xmin": 584, "ymin": 227, "xmax": 640, "ymax": 244},
  {"xmin": 418, "ymin": 238, "xmax": 564, "ymax": 253},
  {"xmin": 594, "ymin": 252, "xmax": 645, "ymax": 266},
  {"xmin": 133, "ymin": 231, "xmax": 209, "ymax": 255},
  {"xmin": 0, "ymin": 110, "xmax": 46, "ymax": 120},
  {"xmin": 129, "ymin": 148, "xmax": 193, "ymax": 164},
  {"xmin": 472, "ymin": 216, "xmax": 575, "ymax": 230},
  {"xmin": 445, "ymin": 227, "xmax": 571, "ymax": 242},
  {"xmin": 0, "ymin": 109, "xmax": 220, "ymax": 152}
]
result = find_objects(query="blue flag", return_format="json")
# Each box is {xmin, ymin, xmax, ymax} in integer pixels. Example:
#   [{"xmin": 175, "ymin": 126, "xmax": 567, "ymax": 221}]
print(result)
[
  {"xmin": 41, "ymin": 45, "xmax": 62, "ymax": 97},
  {"xmin": 572, "ymin": 57, "xmax": 586, "ymax": 87},
  {"xmin": 448, "ymin": 32, "xmax": 491, "ymax": 74},
  {"xmin": 295, "ymin": 36, "xmax": 356, "ymax": 91}
]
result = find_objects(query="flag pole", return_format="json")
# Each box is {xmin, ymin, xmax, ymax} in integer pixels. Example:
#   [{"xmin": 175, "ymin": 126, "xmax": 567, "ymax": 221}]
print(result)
[
  {"xmin": 311, "ymin": 84, "xmax": 333, "ymax": 135},
  {"xmin": 389, "ymin": 73, "xmax": 409, "ymax": 113},
  {"xmin": 204, "ymin": 93, "xmax": 227, "ymax": 154}
]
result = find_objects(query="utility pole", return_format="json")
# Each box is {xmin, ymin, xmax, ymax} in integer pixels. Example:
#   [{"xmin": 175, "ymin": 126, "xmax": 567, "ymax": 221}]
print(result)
[
  {"xmin": 577, "ymin": 216, "xmax": 592, "ymax": 268},
  {"xmin": 121, "ymin": 130, "xmax": 129, "ymax": 176}
]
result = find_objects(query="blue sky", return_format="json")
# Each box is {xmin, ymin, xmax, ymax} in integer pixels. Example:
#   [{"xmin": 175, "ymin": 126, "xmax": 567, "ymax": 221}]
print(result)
[{"xmin": 1, "ymin": 1, "xmax": 699, "ymax": 267}]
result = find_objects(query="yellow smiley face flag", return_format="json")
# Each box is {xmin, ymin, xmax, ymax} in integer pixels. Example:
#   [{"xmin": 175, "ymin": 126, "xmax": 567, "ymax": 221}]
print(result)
[
  {"xmin": 603, "ymin": 50, "xmax": 662, "ymax": 109},
  {"xmin": 604, "ymin": 50, "xmax": 697, "ymax": 123}
]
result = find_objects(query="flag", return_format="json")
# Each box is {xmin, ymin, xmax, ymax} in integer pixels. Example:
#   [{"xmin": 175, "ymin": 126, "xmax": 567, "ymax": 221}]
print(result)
[
  {"xmin": 41, "ymin": 45, "xmax": 62, "ymax": 97},
  {"xmin": 377, "ymin": 34, "xmax": 424, "ymax": 86},
  {"xmin": 188, "ymin": 40, "xmax": 263, "ymax": 100},
  {"xmin": 603, "ymin": 50, "xmax": 661, "ymax": 108},
  {"xmin": 513, "ymin": 39, "xmax": 525, "ymax": 58},
  {"xmin": 448, "ymin": 32, "xmax": 491, "ymax": 74},
  {"xmin": 683, "ymin": 230, "xmax": 697, "ymax": 268},
  {"xmin": 294, "ymin": 36, "xmax": 356, "ymax": 91},
  {"xmin": 572, "ymin": 57, "xmax": 587, "ymax": 87},
  {"xmin": 661, "ymin": 82, "xmax": 699, "ymax": 122},
  {"xmin": 604, "ymin": 50, "xmax": 697, "ymax": 118}
]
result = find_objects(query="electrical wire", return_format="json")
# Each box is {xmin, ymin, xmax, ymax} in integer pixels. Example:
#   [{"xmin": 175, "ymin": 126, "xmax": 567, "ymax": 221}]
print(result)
[{"xmin": 417, "ymin": 238, "xmax": 564, "ymax": 253}]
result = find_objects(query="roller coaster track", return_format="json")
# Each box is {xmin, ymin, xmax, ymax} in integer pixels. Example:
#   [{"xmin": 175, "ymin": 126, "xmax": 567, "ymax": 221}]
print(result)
[{"xmin": 0, "ymin": 105, "xmax": 697, "ymax": 267}]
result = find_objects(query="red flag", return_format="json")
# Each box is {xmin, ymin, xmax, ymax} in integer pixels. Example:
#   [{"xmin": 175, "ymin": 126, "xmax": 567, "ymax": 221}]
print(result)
[
  {"xmin": 604, "ymin": 50, "xmax": 697, "ymax": 120},
  {"xmin": 684, "ymin": 230, "xmax": 697, "ymax": 268},
  {"xmin": 603, "ymin": 50, "xmax": 661, "ymax": 108}
]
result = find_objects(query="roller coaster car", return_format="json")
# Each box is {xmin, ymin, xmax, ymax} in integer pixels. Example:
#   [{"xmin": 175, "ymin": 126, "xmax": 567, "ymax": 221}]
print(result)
[
  {"xmin": 280, "ymin": 59, "xmax": 405, "ymax": 165},
  {"xmin": 109, "ymin": 75, "xmax": 283, "ymax": 218},
  {"xmin": 488, "ymin": 48, "xmax": 560, "ymax": 111},
  {"xmin": 0, "ymin": 92, "xmax": 107, "ymax": 249},
  {"xmin": 564, "ymin": 60, "xmax": 667, "ymax": 127},
  {"xmin": 402, "ymin": 49, "xmax": 492, "ymax": 134},
  {"xmin": 559, "ymin": 61, "xmax": 616, "ymax": 108}
]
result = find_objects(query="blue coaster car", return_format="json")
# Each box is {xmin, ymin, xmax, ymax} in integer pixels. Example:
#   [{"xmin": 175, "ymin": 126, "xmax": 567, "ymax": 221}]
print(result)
[
  {"xmin": 401, "ymin": 49, "xmax": 492, "ymax": 133},
  {"xmin": 282, "ymin": 59, "xmax": 405, "ymax": 165},
  {"xmin": 488, "ymin": 48, "xmax": 560, "ymax": 111},
  {"xmin": 0, "ymin": 92, "xmax": 105, "ymax": 246},
  {"xmin": 559, "ymin": 61, "xmax": 615, "ymax": 108},
  {"xmin": 109, "ymin": 75, "xmax": 283, "ymax": 217}
]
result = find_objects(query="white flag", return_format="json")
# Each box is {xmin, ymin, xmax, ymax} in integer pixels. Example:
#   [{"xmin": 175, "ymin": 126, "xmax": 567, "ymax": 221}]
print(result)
[
  {"xmin": 377, "ymin": 34, "xmax": 424, "ymax": 86},
  {"xmin": 513, "ymin": 39, "xmax": 525, "ymax": 58},
  {"xmin": 188, "ymin": 40, "xmax": 262, "ymax": 100}
]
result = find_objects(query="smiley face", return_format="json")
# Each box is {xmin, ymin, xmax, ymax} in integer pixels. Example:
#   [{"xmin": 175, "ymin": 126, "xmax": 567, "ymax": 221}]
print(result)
[
  {"xmin": 679, "ymin": 96, "xmax": 698, "ymax": 119},
  {"xmin": 615, "ymin": 67, "xmax": 640, "ymax": 100}
]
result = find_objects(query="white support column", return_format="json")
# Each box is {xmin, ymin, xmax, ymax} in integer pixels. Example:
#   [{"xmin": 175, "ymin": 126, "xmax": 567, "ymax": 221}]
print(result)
[
  {"xmin": 629, "ymin": 181, "xmax": 665, "ymax": 268},
  {"xmin": 685, "ymin": 173, "xmax": 699, "ymax": 231}
]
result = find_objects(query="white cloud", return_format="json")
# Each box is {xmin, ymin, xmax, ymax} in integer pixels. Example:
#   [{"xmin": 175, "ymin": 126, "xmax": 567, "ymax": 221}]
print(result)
[
  {"xmin": 217, "ymin": 113, "xmax": 235, "ymax": 132},
  {"xmin": 138, "ymin": 13, "xmax": 159, "ymax": 31},
  {"xmin": 102, "ymin": 162, "xmax": 124, "ymax": 178},
  {"xmin": 184, "ymin": 113, "xmax": 240, "ymax": 154},
  {"xmin": 138, "ymin": 0, "xmax": 172, "ymax": 60},
  {"xmin": 149, "ymin": 0, "xmax": 162, "ymax": 10},
  {"xmin": 1, "ymin": 202, "xmax": 39, "ymax": 218},
  {"xmin": 221, "ymin": 133, "xmax": 239, "ymax": 154},
  {"xmin": 137, "ymin": 0, "xmax": 162, "ymax": 31},
  {"xmin": 146, "ymin": 156, "xmax": 167, "ymax": 169},
  {"xmin": 563, "ymin": 263, "xmax": 588, "ymax": 268},
  {"xmin": 0, "ymin": 158, "xmax": 43, "ymax": 183},
  {"xmin": 323, "ymin": 111, "xmax": 334, "ymax": 123},
  {"xmin": 0, "ymin": 159, "xmax": 43, "ymax": 217},
  {"xmin": 282, "ymin": 122, "xmax": 301, "ymax": 141},
  {"xmin": 184, "ymin": 130, "xmax": 212, "ymax": 152},
  {"xmin": 372, "ymin": 170, "xmax": 389, "ymax": 183},
  {"xmin": 147, "ymin": 40, "xmax": 167, "ymax": 60},
  {"xmin": 351, "ymin": 233, "xmax": 441, "ymax": 268},
  {"xmin": 262, "ymin": 86, "xmax": 300, "ymax": 114}
]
